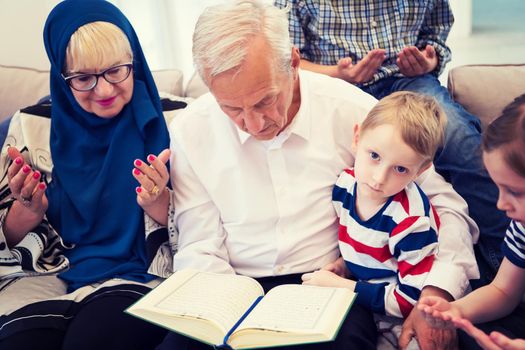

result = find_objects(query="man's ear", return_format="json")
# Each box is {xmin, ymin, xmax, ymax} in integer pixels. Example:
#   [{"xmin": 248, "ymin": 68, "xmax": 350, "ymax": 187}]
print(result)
[
  {"xmin": 291, "ymin": 47, "xmax": 301, "ymax": 77},
  {"xmin": 351, "ymin": 123, "xmax": 360, "ymax": 155}
]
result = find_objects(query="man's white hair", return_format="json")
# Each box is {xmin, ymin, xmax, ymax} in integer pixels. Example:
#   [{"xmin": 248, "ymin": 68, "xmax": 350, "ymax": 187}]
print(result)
[{"xmin": 192, "ymin": 0, "xmax": 292, "ymax": 84}]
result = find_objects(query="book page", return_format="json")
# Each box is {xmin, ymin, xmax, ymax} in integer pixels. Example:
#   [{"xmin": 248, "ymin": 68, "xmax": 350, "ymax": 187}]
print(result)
[
  {"xmin": 154, "ymin": 271, "xmax": 264, "ymax": 333},
  {"xmin": 237, "ymin": 284, "xmax": 339, "ymax": 332}
]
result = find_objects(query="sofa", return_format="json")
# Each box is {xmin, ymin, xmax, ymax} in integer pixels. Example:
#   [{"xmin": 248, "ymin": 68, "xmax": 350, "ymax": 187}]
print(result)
[
  {"xmin": 2, "ymin": 63, "xmax": 525, "ymax": 126},
  {"xmin": 447, "ymin": 64, "xmax": 525, "ymax": 128}
]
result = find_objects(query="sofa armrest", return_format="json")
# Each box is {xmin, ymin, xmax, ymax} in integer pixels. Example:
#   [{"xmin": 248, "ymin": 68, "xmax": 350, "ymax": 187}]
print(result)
[
  {"xmin": 152, "ymin": 69, "xmax": 184, "ymax": 99},
  {"xmin": 0, "ymin": 65, "xmax": 49, "ymax": 122},
  {"xmin": 447, "ymin": 64, "xmax": 525, "ymax": 129},
  {"xmin": 184, "ymin": 70, "xmax": 209, "ymax": 99}
]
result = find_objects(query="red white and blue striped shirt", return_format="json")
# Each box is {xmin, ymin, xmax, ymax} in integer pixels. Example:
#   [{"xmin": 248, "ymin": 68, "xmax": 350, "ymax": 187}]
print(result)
[{"xmin": 333, "ymin": 168, "xmax": 439, "ymax": 318}]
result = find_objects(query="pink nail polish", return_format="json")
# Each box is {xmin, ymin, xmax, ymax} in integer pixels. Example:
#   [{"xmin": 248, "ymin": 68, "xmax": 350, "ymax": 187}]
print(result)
[
  {"xmin": 134, "ymin": 159, "xmax": 142, "ymax": 167},
  {"xmin": 148, "ymin": 155, "xmax": 156, "ymax": 162},
  {"xmin": 136, "ymin": 187, "xmax": 142, "ymax": 193},
  {"xmin": 38, "ymin": 183, "xmax": 46, "ymax": 190},
  {"xmin": 33, "ymin": 171, "xmax": 41, "ymax": 179},
  {"xmin": 133, "ymin": 168, "xmax": 141, "ymax": 176},
  {"xmin": 15, "ymin": 157, "xmax": 22, "ymax": 165},
  {"xmin": 22, "ymin": 165, "xmax": 30, "ymax": 173}
]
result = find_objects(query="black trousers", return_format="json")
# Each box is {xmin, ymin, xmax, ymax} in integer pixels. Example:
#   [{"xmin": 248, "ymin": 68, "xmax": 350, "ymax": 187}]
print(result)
[
  {"xmin": 0, "ymin": 285, "xmax": 168, "ymax": 350},
  {"xmin": 155, "ymin": 273, "xmax": 377, "ymax": 350}
]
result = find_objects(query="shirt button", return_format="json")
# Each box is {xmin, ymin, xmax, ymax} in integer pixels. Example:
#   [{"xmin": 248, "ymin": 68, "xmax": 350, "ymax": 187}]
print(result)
[
  {"xmin": 371, "ymin": 20, "xmax": 378, "ymax": 27},
  {"xmin": 274, "ymin": 265, "xmax": 284, "ymax": 274}
]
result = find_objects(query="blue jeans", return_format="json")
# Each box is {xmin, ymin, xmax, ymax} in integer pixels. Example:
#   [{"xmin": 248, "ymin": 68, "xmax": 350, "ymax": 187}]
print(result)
[{"xmin": 361, "ymin": 74, "xmax": 510, "ymax": 287}]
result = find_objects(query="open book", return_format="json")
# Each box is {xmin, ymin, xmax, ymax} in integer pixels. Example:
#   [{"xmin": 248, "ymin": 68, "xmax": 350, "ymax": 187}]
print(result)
[{"xmin": 126, "ymin": 269, "xmax": 356, "ymax": 349}]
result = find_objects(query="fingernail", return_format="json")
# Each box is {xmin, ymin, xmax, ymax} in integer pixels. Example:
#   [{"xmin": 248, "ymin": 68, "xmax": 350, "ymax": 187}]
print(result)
[
  {"xmin": 15, "ymin": 157, "xmax": 22, "ymax": 165},
  {"xmin": 38, "ymin": 183, "xmax": 46, "ymax": 190},
  {"xmin": 22, "ymin": 165, "xmax": 30, "ymax": 173},
  {"xmin": 33, "ymin": 171, "xmax": 41, "ymax": 179},
  {"xmin": 133, "ymin": 168, "xmax": 141, "ymax": 176},
  {"xmin": 148, "ymin": 155, "xmax": 156, "ymax": 162},
  {"xmin": 134, "ymin": 159, "xmax": 142, "ymax": 167},
  {"xmin": 136, "ymin": 187, "xmax": 142, "ymax": 193}
]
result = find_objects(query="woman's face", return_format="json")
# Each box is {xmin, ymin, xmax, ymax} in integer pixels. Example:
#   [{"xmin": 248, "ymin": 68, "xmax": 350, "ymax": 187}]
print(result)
[
  {"xmin": 483, "ymin": 148, "xmax": 525, "ymax": 224},
  {"xmin": 68, "ymin": 58, "xmax": 134, "ymax": 119}
]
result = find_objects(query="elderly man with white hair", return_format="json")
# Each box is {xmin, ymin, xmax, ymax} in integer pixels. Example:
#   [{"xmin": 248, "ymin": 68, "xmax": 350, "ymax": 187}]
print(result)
[{"xmin": 157, "ymin": 1, "xmax": 479, "ymax": 349}]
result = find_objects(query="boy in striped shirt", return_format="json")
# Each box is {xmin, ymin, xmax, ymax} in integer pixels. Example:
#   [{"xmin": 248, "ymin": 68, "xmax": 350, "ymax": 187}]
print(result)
[{"xmin": 303, "ymin": 91, "xmax": 446, "ymax": 320}]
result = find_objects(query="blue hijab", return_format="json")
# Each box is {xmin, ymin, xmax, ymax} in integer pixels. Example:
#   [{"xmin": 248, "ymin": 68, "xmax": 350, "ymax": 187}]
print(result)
[{"xmin": 43, "ymin": 0, "xmax": 169, "ymax": 291}]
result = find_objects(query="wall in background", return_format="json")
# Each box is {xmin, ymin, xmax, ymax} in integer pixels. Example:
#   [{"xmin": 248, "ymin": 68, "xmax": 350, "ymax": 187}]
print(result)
[
  {"xmin": 449, "ymin": 0, "xmax": 471, "ymax": 38},
  {"xmin": 0, "ymin": 0, "xmax": 56, "ymax": 69},
  {"xmin": 5, "ymin": 0, "xmax": 524, "ymax": 91}
]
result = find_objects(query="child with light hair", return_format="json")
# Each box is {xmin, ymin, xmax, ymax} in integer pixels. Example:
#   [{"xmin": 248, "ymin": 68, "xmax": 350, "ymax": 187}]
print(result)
[
  {"xmin": 419, "ymin": 94, "xmax": 525, "ymax": 350},
  {"xmin": 303, "ymin": 91, "xmax": 447, "ymax": 344}
]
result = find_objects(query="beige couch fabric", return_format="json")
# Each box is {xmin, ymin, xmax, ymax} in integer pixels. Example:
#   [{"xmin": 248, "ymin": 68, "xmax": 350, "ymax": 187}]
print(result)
[
  {"xmin": 0, "ymin": 65, "xmax": 50, "ymax": 121},
  {"xmin": 448, "ymin": 64, "xmax": 525, "ymax": 128}
]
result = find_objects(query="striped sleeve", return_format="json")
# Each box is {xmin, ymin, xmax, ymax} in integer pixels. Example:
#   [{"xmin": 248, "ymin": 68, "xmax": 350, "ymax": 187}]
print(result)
[
  {"xmin": 502, "ymin": 220, "xmax": 525, "ymax": 269},
  {"xmin": 332, "ymin": 168, "xmax": 356, "ymax": 217},
  {"xmin": 355, "ymin": 213, "xmax": 438, "ymax": 318},
  {"xmin": 383, "ymin": 189, "xmax": 439, "ymax": 318}
]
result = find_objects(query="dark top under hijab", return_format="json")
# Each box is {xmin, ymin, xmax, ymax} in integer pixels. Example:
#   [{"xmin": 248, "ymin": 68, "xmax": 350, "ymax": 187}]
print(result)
[{"xmin": 43, "ymin": 0, "xmax": 170, "ymax": 292}]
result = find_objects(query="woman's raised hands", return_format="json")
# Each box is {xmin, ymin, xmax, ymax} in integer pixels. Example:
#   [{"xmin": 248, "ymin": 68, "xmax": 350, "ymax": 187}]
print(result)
[
  {"xmin": 132, "ymin": 149, "xmax": 171, "ymax": 225},
  {"xmin": 6, "ymin": 147, "xmax": 48, "ymax": 216}
]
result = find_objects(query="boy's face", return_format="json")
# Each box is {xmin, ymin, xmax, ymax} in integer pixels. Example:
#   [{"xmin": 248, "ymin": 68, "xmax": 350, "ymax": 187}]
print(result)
[
  {"xmin": 352, "ymin": 123, "xmax": 430, "ymax": 204},
  {"xmin": 483, "ymin": 148, "xmax": 525, "ymax": 224}
]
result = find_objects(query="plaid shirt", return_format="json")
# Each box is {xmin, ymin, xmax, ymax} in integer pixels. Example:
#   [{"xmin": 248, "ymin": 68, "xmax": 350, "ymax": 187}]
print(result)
[{"xmin": 275, "ymin": 0, "xmax": 453, "ymax": 85}]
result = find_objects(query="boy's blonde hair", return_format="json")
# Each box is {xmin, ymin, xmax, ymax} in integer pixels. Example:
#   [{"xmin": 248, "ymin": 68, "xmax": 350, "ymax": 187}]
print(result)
[
  {"xmin": 65, "ymin": 21, "xmax": 132, "ymax": 73},
  {"xmin": 361, "ymin": 91, "xmax": 447, "ymax": 164}
]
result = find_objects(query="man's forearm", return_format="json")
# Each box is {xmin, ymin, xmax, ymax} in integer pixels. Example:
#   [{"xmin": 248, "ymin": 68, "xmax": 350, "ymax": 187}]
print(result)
[
  {"xmin": 421, "ymin": 285, "xmax": 454, "ymax": 302},
  {"xmin": 300, "ymin": 59, "xmax": 339, "ymax": 78}
]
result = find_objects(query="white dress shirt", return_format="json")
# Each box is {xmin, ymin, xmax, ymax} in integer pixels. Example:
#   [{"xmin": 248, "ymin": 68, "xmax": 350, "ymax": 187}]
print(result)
[{"xmin": 169, "ymin": 70, "xmax": 479, "ymax": 299}]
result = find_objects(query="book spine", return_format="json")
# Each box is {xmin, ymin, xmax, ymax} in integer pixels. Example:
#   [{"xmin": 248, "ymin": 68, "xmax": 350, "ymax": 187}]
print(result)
[{"xmin": 221, "ymin": 295, "xmax": 264, "ymax": 348}]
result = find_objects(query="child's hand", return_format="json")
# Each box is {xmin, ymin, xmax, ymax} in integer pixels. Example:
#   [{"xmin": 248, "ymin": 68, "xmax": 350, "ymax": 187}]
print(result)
[
  {"xmin": 301, "ymin": 269, "xmax": 356, "ymax": 290},
  {"xmin": 454, "ymin": 318, "xmax": 525, "ymax": 350},
  {"xmin": 322, "ymin": 257, "xmax": 349, "ymax": 278},
  {"xmin": 418, "ymin": 295, "xmax": 462, "ymax": 329},
  {"xmin": 133, "ymin": 149, "xmax": 170, "ymax": 208}
]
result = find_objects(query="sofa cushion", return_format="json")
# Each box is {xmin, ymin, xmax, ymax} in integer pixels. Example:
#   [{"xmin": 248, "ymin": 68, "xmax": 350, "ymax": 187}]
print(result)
[
  {"xmin": 0, "ymin": 64, "xmax": 184, "ymax": 122},
  {"xmin": 448, "ymin": 64, "xmax": 525, "ymax": 128},
  {"xmin": 0, "ymin": 65, "xmax": 49, "ymax": 122},
  {"xmin": 184, "ymin": 70, "xmax": 209, "ymax": 99},
  {"xmin": 151, "ymin": 69, "xmax": 184, "ymax": 99}
]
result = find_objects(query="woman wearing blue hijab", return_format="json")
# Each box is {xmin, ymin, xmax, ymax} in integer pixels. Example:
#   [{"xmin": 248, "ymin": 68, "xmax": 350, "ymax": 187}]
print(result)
[{"xmin": 0, "ymin": 1, "xmax": 178, "ymax": 349}]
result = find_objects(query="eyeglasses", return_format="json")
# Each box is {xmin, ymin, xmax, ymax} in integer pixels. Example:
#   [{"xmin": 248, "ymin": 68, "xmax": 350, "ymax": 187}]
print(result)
[{"xmin": 63, "ymin": 63, "xmax": 133, "ymax": 91}]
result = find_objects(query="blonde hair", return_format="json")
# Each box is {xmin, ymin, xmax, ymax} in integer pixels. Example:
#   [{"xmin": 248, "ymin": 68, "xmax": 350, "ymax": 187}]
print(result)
[
  {"xmin": 65, "ymin": 21, "xmax": 132, "ymax": 73},
  {"xmin": 361, "ymin": 91, "xmax": 447, "ymax": 163},
  {"xmin": 193, "ymin": 0, "xmax": 292, "ymax": 84}
]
